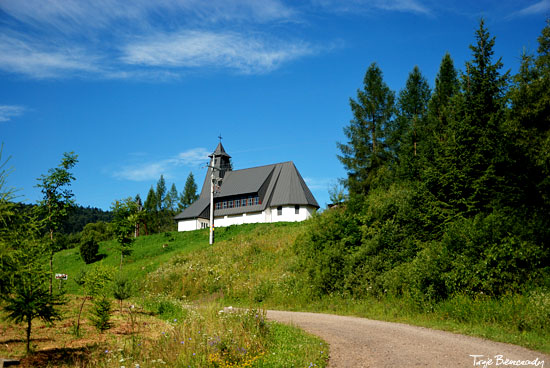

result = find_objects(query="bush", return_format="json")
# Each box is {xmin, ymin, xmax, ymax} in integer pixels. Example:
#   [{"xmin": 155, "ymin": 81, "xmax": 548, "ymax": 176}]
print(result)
[{"xmin": 79, "ymin": 233, "xmax": 99, "ymax": 264}]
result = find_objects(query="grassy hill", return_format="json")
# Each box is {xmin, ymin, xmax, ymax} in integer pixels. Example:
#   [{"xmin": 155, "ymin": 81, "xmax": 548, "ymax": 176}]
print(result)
[
  {"xmin": 0, "ymin": 222, "xmax": 328, "ymax": 367},
  {"xmin": 52, "ymin": 221, "xmax": 550, "ymax": 355}
]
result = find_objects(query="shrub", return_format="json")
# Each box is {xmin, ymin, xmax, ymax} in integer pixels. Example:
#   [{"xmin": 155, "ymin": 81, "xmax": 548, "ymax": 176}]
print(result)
[{"xmin": 79, "ymin": 232, "xmax": 99, "ymax": 264}]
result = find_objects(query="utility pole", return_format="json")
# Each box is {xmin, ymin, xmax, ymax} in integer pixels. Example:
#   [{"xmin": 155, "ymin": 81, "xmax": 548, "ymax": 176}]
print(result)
[
  {"xmin": 210, "ymin": 169, "xmax": 215, "ymax": 245},
  {"xmin": 206, "ymin": 165, "xmax": 220, "ymax": 245}
]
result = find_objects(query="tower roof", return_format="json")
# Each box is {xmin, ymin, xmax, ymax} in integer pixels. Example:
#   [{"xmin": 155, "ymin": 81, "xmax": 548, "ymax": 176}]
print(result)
[{"xmin": 209, "ymin": 142, "xmax": 231, "ymax": 158}]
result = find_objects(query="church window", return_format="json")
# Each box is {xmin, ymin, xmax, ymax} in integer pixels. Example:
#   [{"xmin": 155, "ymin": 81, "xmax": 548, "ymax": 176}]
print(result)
[
  {"xmin": 277, "ymin": 206, "xmax": 282, "ymax": 216},
  {"xmin": 295, "ymin": 205, "xmax": 300, "ymax": 214},
  {"xmin": 229, "ymin": 200, "xmax": 234, "ymax": 208},
  {"xmin": 248, "ymin": 197, "xmax": 253, "ymax": 206},
  {"xmin": 235, "ymin": 199, "xmax": 240, "ymax": 208},
  {"xmin": 223, "ymin": 201, "xmax": 227, "ymax": 209},
  {"xmin": 254, "ymin": 196, "xmax": 260, "ymax": 205},
  {"xmin": 215, "ymin": 202, "xmax": 221, "ymax": 210}
]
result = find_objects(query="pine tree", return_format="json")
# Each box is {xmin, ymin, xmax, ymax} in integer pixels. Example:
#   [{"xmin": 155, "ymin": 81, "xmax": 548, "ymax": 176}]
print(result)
[
  {"xmin": 144, "ymin": 187, "xmax": 156, "ymax": 213},
  {"xmin": 155, "ymin": 175, "xmax": 166, "ymax": 212},
  {"xmin": 144, "ymin": 186, "xmax": 158, "ymax": 233},
  {"xmin": 440, "ymin": 19, "xmax": 509, "ymax": 214},
  {"xmin": 166, "ymin": 183, "xmax": 178, "ymax": 212},
  {"xmin": 337, "ymin": 63, "xmax": 395, "ymax": 196},
  {"xmin": 505, "ymin": 20, "xmax": 550, "ymax": 209},
  {"xmin": 423, "ymin": 53, "xmax": 460, "ymax": 208},
  {"xmin": 179, "ymin": 173, "xmax": 199, "ymax": 211},
  {"xmin": 428, "ymin": 53, "xmax": 459, "ymax": 139},
  {"xmin": 393, "ymin": 66, "xmax": 431, "ymax": 180}
]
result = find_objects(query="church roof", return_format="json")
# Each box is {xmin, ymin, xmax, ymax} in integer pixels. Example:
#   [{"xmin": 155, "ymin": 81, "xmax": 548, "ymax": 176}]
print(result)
[
  {"xmin": 174, "ymin": 160, "xmax": 319, "ymax": 220},
  {"xmin": 209, "ymin": 142, "xmax": 231, "ymax": 158}
]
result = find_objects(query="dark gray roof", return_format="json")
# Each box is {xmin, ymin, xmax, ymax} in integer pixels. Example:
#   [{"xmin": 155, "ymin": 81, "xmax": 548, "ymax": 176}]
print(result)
[
  {"xmin": 209, "ymin": 142, "xmax": 231, "ymax": 158},
  {"xmin": 218, "ymin": 164, "xmax": 275, "ymax": 196},
  {"xmin": 174, "ymin": 161, "xmax": 319, "ymax": 221}
]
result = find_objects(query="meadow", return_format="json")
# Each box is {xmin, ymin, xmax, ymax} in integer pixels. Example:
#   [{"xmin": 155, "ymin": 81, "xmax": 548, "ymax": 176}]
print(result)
[{"xmin": 3, "ymin": 221, "xmax": 549, "ymax": 367}]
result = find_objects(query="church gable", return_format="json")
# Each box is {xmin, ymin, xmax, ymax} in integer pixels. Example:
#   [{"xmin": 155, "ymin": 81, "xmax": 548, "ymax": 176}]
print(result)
[{"xmin": 175, "ymin": 143, "xmax": 319, "ymax": 230}]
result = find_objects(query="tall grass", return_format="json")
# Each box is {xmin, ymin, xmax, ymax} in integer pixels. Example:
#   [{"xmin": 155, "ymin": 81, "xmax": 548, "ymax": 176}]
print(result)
[
  {"xmin": 54, "ymin": 221, "xmax": 550, "ymax": 354},
  {"xmin": 140, "ymin": 223, "xmax": 550, "ymax": 353},
  {"xmin": 89, "ymin": 298, "xmax": 328, "ymax": 368}
]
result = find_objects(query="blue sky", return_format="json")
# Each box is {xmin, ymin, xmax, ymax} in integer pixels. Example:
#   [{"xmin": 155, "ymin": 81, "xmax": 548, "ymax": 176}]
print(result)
[{"xmin": 1, "ymin": 0, "xmax": 548, "ymax": 210}]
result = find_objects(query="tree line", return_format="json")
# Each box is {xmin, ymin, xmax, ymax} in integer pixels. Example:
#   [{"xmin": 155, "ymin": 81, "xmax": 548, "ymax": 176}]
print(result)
[{"xmin": 297, "ymin": 20, "xmax": 550, "ymax": 304}]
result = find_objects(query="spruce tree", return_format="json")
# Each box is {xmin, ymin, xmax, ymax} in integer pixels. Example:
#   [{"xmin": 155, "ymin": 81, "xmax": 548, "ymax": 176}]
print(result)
[
  {"xmin": 441, "ymin": 19, "xmax": 509, "ymax": 214},
  {"xmin": 393, "ymin": 66, "xmax": 431, "ymax": 180},
  {"xmin": 144, "ymin": 186, "xmax": 158, "ymax": 233},
  {"xmin": 179, "ymin": 173, "xmax": 199, "ymax": 211},
  {"xmin": 155, "ymin": 175, "xmax": 166, "ymax": 212},
  {"xmin": 144, "ymin": 187, "xmax": 156, "ymax": 212},
  {"xmin": 505, "ymin": 21, "xmax": 550, "ymax": 210},
  {"xmin": 170, "ymin": 184, "xmax": 179, "ymax": 211},
  {"xmin": 337, "ymin": 63, "xmax": 395, "ymax": 196},
  {"xmin": 428, "ymin": 53, "xmax": 459, "ymax": 139}
]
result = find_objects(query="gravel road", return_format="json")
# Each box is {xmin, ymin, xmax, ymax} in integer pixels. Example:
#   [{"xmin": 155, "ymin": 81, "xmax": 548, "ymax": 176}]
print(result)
[{"xmin": 266, "ymin": 310, "xmax": 549, "ymax": 368}]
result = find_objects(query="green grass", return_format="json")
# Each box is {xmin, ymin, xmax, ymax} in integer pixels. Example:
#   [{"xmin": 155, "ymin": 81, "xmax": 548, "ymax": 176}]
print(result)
[
  {"xmin": 53, "ymin": 221, "xmax": 550, "ymax": 356},
  {"xmin": 55, "ymin": 226, "xmax": 227, "ymax": 294}
]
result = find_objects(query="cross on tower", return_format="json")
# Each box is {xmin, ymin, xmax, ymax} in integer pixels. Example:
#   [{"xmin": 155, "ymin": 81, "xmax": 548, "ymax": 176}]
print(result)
[{"xmin": 218, "ymin": 134, "xmax": 223, "ymax": 143}]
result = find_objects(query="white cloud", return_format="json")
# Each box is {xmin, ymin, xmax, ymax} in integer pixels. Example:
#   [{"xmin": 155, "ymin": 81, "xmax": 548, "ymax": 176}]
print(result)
[
  {"xmin": 312, "ymin": 0, "xmax": 431, "ymax": 15},
  {"xmin": 0, "ymin": 34, "xmax": 101, "ymax": 79},
  {"xmin": 0, "ymin": 105, "xmax": 25, "ymax": 122},
  {"xmin": 0, "ymin": 0, "xmax": 296, "ymax": 32},
  {"xmin": 304, "ymin": 176, "xmax": 336, "ymax": 191},
  {"xmin": 0, "ymin": 0, "xmax": 310, "ymax": 79},
  {"xmin": 121, "ymin": 30, "xmax": 315, "ymax": 74},
  {"xmin": 514, "ymin": 0, "xmax": 549, "ymax": 17},
  {"xmin": 115, "ymin": 162, "xmax": 167, "ymax": 182},
  {"xmin": 114, "ymin": 147, "xmax": 210, "ymax": 181},
  {"xmin": 176, "ymin": 148, "xmax": 211, "ymax": 166}
]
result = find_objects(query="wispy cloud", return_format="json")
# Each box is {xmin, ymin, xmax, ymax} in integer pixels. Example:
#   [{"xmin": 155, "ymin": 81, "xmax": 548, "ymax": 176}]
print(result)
[
  {"xmin": 304, "ymin": 176, "xmax": 336, "ymax": 191},
  {"xmin": 121, "ymin": 30, "xmax": 315, "ymax": 74},
  {"xmin": 312, "ymin": 0, "xmax": 432, "ymax": 15},
  {"xmin": 510, "ymin": 0, "xmax": 549, "ymax": 18},
  {"xmin": 114, "ymin": 147, "xmax": 210, "ymax": 181},
  {"xmin": 0, "ymin": 33, "xmax": 101, "ymax": 79},
  {"xmin": 0, "ymin": 0, "xmax": 307, "ymax": 80},
  {"xmin": 175, "ymin": 148, "xmax": 212, "ymax": 166},
  {"xmin": 0, "ymin": 105, "xmax": 25, "ymax": 122},
  {"xmin": 0, "ymin": 0, "xmax": 296, "ymax": 32}
]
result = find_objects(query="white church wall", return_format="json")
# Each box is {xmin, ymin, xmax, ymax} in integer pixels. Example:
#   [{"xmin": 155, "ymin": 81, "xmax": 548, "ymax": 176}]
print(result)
[
  {"xmin": 270, "ymin": 205, "xmax": 316, "ymax": 223},
  {"xmin": 213, "ymin": 211, "xmax": 265, "ymax": 227},
  {"xmin": 178, "ymin": 219, "xmax": 199, "ymax": 231},
  {"xmin": 178, "ymin": 207, "xmax": 317, "ymax": 232},
  {"xmin": 242, "ymin": 212, "xmax": 265, "ymax": 224}
]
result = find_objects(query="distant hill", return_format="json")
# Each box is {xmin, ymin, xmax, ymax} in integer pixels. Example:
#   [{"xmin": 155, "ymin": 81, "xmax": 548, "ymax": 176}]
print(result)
[{"xmin": 14, "ymin": 202, "xmax": 113, "ymax": 234}]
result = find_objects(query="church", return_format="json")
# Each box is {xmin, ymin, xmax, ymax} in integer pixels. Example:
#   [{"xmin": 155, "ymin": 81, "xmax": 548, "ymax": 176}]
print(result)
[{"xmin": 175, "ymin": 142, "xmax": 319, "ymax": 231}]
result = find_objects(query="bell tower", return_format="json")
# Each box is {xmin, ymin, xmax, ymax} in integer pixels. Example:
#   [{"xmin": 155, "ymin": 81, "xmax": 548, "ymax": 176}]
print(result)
[{"xmin": 209, "ymin": 141, "xmax": 231, "ymax": 180}]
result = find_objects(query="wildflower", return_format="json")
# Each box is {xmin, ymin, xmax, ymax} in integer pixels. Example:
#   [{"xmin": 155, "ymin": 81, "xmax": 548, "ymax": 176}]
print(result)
[
  {"xmin": 173, "ymin": 318, "xmax": 177, "ymax": 322},
  {"xmin": 105, "ymin": 350, "xmax": 109, "ymax": 354},
  {"xmin": 120, "ymin": 358, "xmax": 125, "ymax": 362},
  {"xmin": 180, "ymin": 341, "xmax": 185, "ymax": 344}
]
